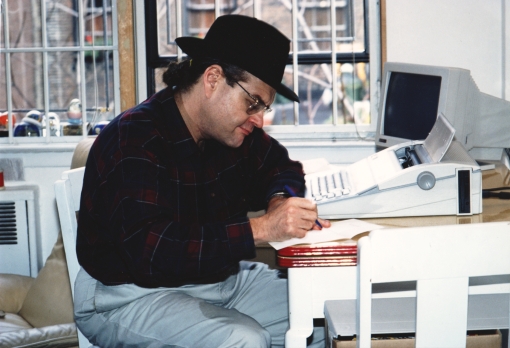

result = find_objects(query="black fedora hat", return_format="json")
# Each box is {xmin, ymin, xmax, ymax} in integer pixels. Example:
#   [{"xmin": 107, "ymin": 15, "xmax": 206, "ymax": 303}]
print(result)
[{"xmin": 175, "ymin": 15, "xmax": 299, "ymax": 103}]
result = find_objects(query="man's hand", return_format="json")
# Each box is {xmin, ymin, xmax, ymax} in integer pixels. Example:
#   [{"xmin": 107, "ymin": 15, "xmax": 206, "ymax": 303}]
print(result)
[{"xmin": 250, "ymin": 196, "xmax": 331, "ymax": 244}]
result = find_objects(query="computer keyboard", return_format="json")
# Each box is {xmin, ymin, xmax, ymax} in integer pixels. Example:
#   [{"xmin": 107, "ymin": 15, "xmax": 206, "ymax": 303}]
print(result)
[{"xmin": 308, "ymin": 170, "xmax": 352, "ymax": 202}]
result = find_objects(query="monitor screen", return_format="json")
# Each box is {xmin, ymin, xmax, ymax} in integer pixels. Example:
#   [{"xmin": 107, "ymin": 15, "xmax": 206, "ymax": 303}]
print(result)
[{"xmin": 383, "ymin": 72, "xmax": 442, "ymax": 141}]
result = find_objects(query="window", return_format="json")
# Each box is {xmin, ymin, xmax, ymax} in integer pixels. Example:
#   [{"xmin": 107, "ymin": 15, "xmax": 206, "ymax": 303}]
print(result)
[
  {"xmin": 0, "ymin": 0, "xmax": 120, "ymax": 143},
  {"xmin": 144, "ymin": 0, "xmax": 379, "ymax": 144}
]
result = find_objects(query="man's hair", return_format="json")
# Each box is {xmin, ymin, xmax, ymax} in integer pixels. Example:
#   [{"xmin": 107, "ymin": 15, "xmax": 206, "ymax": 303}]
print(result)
[{"xmin": 162, "ymin": 57, "xmax": 247, "ymax": 93}]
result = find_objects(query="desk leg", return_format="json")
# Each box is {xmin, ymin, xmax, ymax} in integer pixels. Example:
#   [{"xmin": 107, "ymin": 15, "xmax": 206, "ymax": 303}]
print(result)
[{"xmin": 286, "ymin": 268, "xmax": 315, "ymax": 348}]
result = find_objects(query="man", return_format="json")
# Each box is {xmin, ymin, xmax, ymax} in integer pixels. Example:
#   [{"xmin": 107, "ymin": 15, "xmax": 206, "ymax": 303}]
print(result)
[{"xmin": 75, "ymin": 15, "xmax": 330, "ymax": 347}]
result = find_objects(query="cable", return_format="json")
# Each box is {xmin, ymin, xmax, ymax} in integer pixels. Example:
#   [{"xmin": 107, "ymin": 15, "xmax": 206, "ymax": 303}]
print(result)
[
  {"xmin": 482, "ymin": 186, "xmax": 510, "ymax": 191},
  {"xmin": 482, "ymin": 186, "xmax": 510, "ymax": 199}
]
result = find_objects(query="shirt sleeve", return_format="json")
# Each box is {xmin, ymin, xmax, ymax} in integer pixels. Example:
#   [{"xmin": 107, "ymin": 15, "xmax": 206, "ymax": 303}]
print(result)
[{"xmin": 243, "ymin": 129, "xmax": 306, "ymax": 210}]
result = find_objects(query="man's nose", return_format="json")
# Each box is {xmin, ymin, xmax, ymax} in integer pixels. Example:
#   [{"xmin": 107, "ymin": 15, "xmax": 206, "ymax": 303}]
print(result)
[{"xmin": 249, "ymin": 112, "xmax": 264, "ymax": 128}]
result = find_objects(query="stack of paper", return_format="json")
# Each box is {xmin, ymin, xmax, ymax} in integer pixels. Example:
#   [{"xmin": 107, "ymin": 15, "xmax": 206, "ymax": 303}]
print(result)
[{"xmin": 272, "ymin": 219, "xmax": 384, "ymax": 267}]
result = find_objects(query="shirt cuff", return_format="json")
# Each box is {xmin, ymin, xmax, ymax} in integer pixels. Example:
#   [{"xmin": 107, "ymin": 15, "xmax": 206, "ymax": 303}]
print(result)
[{"xmin": 267, "ymin": 191, "xmax": 290, "ymax": 203}]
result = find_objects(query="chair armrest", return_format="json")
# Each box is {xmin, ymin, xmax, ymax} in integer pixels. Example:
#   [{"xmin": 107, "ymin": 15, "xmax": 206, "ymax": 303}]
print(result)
[
  {"xmin": 0, "ymin": 323, "xmax": 78, "ymax": 348},
  {"xmin": 0, "ymin": 274, "xmax": 35, "ymax": 313}
]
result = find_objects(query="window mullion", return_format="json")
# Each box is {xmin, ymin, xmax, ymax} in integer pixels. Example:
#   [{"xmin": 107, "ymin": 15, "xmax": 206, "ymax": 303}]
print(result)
[
  {"xmin": 134, "ymin": 0, "xmax": 147, "ymax": 103},
  {"xmin": 368, "ymin": 0, "xmax": 381, "ymax": 130},
  {"xmin": 291, "ymin": 0, "xmax": 299, "ymax": 126},
  {"xmin": 176, "ymin": 0, "xmax": 183, "ymax": 60},
  {"xmin": 214, "ymin": 0, "xmax": 220, "ymax": 21},
  {"xmin": 41, "ymin": 0, "xmax": 51, "ymax": 143},
  {"xmin": 111, "ymin": 0, "xmax": 121, "ymax": 114},
  {"xmin": 253, "ymin": 0, "xmax": 261, "ymax": 19},
  {"xmin": 78, "ymin": 0, "xmax": 87, "ymax": 140},
  {"xmin": 330, "ymin": 0, "xmax": 338, "ymax": 126},
  {"xmin": 3, "ymin": 1, "xmax": 13, "ymax": 144},
  {"xmin": 2, "ymin": 46, "xmax": 113, "ymax": 53},
  {"xmin": 103, "ymin": 1, "xmax": 111, "ymax": 110}
]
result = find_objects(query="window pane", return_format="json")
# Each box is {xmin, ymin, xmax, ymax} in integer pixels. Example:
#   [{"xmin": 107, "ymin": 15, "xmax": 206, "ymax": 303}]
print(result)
[
  {"xmin": 341, "ymin": 62, "xmax": 370, "ymax": 125},
  {"xmin": 48, "ymin": 52, "xmax": 80, "ymax": 112},
  {"xmin": 299, "ymin": 63, "xmax": 334, "ymax": 125},
  {"xmin": 6, "ymin": 0, "xmax": 42, "ymax": 48},
  {"xmin": 349, "ymin": 0, "xmax": 365, "ymax": 53},
  {"xmin": 184, "ymin": 0, "xmax": 214, "ymax": 38},
  {"xmin": 295, "ymin": 0, "xmax": 364, "ymax": 54},
  {"xmin": 260, "ymin": 0, "xmax": 292, "ymax": 46},
  {"xmin": 11, "ymin": 52, "xmax": 44, "ymax": 112},
  {"xmin": 297, "ymin": 0, "xmax": 333, "ymax": 53},
  {"xmin": 46, "ymin": 0, "xmax": 79, "ymax": 47},
  {"xmin": 0, "ymin": 5, "xmax": 4, "ymax": 49},
  {"xmin": 47, "ymin": 51, "xmax": 79, "ymax": 136},
  {"xmin": 84, "ymin": 50, "xmax": 116, "ymax": 124},
  {"xmin": 10, "ymin": 52, "xmax": 44, "ymax": 137},
  {"xmin": 272, "ymin": 63, "xmax": 337, "ymax": 126},
  {"xmin": 155, "ymin": 67, "xmax": 166, "ymax": 92},
  {"xmin": 0, "ymin": 54, "xmax": 6, "ymax": 110},
  {"xmin": 85, "ymin": 0, "xmax": 113, "ymax": 47},
  {"xmin": 270, "ymin": 65, "xmax": 295, "ymax": 126},
  {"xmin": 218, "ymin": 0, "xmax": 253, "ymax": 17},
  {"xmin": 157, "ymin": 0, "xmax": 177, "ymax": 56}
]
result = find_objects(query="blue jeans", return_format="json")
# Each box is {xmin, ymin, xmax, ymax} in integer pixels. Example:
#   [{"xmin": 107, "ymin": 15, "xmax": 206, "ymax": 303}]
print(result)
[{"xmin": 74, "ymin": 261, "xmax": 325, "ymax": 348}]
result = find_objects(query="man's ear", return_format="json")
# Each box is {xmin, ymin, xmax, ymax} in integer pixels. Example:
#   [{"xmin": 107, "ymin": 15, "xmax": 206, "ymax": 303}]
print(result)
[{"xmin": 203, "ymin": 65, "xmax": 223, "ymax": 98}]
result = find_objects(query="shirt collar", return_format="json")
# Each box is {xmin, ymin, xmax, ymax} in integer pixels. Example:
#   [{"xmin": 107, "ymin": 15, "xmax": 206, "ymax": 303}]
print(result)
[{"xmin": 154, "ymin": 88, "xmax": 201, "ymax": 160}]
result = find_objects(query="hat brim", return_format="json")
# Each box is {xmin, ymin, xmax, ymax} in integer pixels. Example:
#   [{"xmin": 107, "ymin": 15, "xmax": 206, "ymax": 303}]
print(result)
[{"xmin": 175, "ymin": 37, "xmax": 299, "ymax": 103}]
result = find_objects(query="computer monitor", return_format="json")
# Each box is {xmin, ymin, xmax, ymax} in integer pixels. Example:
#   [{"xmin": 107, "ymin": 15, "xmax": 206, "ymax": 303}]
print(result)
[{"xmin": 375, "ymin": 62, "xmax": 510, "ymax": 153}]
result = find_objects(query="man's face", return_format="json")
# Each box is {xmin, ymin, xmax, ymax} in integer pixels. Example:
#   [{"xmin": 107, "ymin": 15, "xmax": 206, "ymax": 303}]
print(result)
[{"xmin": 202, "ymin": 73, "xmax": 276, "ymax": 148}]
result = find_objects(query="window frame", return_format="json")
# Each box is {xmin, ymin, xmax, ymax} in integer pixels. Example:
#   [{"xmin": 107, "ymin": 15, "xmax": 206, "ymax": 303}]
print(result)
[
  {"xmin": 0, "ymin": 0, "xmax": 121, "ymax": 145},
  {"xmin": 140, "ymin": 0, "xmax": 381, "ymax": 160}
]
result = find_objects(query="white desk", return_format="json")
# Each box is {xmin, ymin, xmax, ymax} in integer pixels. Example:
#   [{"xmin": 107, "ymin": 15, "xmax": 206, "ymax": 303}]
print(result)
[{"xmin": 284, "ymin": 164, "xmax": 510, "ymax": 348}]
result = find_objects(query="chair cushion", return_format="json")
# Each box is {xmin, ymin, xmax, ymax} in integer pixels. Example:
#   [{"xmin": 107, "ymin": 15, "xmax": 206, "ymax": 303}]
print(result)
[
  {"xmin": 0, "ymin": 313, "xmax": 33, "ymax": 335},
  {"xmin": 19, "ymin": 232, "xmax": 74, "ymax": 328},
  {"xmin": 0, "ymin": 274, "xmax": 34, "ymax": 314},
  {"xmin": 0, "ymin": 322, "xmax": 78, "ymax": 348}
]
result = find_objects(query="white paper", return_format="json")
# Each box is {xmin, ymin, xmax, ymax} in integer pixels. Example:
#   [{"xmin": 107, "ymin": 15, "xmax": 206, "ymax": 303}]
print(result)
[{"xmin": 269, "ymin": 219, "xmax": 384, "ymax": 250}]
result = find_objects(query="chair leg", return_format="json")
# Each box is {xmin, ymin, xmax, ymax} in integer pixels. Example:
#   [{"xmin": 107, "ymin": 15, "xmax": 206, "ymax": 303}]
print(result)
[{"xmin": 356, "ymin": 237, "xmax": 372, "ymax": 348}]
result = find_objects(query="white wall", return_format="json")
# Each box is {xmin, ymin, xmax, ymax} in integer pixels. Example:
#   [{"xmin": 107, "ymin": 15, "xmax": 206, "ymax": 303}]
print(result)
[{"xmin": 385, "ymin": 0, "xmax": 510, "ymax": 100}]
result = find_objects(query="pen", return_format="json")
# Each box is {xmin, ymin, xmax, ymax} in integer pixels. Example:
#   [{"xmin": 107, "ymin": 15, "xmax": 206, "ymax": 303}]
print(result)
[{"xmin": 283, "ymin": 185, "xmax": 323, "ymax": 228}]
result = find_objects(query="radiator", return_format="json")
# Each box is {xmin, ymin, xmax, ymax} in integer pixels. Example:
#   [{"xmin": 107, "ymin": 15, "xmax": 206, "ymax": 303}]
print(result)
[{"xmin": 0, "ymin": 185, "xmax": 38, "ymax": 276}]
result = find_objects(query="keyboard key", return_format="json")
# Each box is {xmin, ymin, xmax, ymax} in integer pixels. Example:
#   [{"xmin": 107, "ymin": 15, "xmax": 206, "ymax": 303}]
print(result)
[{"xmin": 319, "ymin": 176, "xmax": 328, "ymax": 196}]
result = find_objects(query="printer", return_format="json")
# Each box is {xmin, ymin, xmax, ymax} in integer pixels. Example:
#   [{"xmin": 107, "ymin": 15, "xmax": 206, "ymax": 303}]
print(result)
[{"xmin": 305, "ymin": 114, "xmax": 482, "ymax": 219}]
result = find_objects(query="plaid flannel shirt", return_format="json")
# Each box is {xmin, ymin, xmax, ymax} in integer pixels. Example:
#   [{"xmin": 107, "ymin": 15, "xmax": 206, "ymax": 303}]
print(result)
[{"xmin": 77, "ymin": 87, "xmax": 305, "ymax": 288}]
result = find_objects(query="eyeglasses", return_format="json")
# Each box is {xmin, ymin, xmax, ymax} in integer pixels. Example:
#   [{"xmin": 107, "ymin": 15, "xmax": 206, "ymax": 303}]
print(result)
[{"xmin": 235, "ymin": 81, "xmax": 272, "ymax": 115}]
